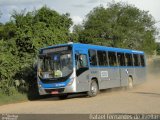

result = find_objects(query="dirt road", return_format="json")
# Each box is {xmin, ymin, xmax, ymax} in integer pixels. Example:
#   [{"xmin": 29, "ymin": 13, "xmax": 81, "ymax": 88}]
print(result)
[{"xmin": 0, "ymin": 61, "xmax": 160, "ymax": 114}]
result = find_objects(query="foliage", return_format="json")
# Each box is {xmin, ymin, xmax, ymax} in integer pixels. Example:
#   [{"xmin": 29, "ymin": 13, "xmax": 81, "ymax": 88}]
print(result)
[
  {"xmin": 156, "ymin": 43, "xmax": 160, "ymax": 55},
  {"xmin": 72, "ymin": 24, "xmax": 84, "ymax": 34},
  {"xmin": 76, "ymin": 2, "xmax": 157, "ymax": 54},
  {"xmin": 0, "ymin": 40, "xmax": 20, "ymax": 95},
  {"xmin": 0, "ymin": 91, "xmax": 27, "ymax": 105},
  {"xmin": 0, "ymin": 6, "xmax": 73, "ymax": 96}
]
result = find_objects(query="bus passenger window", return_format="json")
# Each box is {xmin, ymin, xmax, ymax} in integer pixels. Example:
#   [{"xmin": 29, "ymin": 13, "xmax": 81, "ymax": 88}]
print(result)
[
  {"xmin": 133, "ymin": 54, "xmax": 140, "ymax": 66},
  {"xmin": 97, "ymin": 51, "xmax": 108, "ymax": 66},
  {"xmin": 125, "ymin": 53, "xmax": 133, "ymax": 66},
  {"xmin": 88, "ymin": 50, "xmax": 98, "ymax": 66},
  {"xmin": 140, "ymin": 55, "xmax": 145, "ymax": 67},
  {"xmin": 117, "ymin": 52, "xmax": 126, "ymax": 66},
  {"xmin": 108, "ymin": 52, "xmax": 117, "ymax": 66}
]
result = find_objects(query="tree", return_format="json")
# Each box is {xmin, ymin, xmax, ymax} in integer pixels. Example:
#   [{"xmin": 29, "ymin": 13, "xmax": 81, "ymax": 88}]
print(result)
[
  {"xmin": 10, "ymin": 6, "xmax": 73, "ymax": 95},
  {"xmin": 0, "ymin": 40, "xmax": 20, "ymax": 95},
  {"xmin": 1, "ymin": 22, "xmax": 17, "ymax": 40},
  {"xmin": 11, "ymin": 6, "xmax": 73, "ymax": 54},
  {"xmin": 80, "ymin": 2, "xmax": 157, "ymax": 54},
  {"xmin": 9, "ymin": 6, "xmax": 73, "ymax": 69},
  {"xmin": 73, "ymin": 24, "xmax": 84, "ymax": 34},
  {"xmin": 0, "ymin": 6, "xmax": 73, "ymax": 96},
  {"xmin": 156, "ymin": 43, "xmax": 160, "ymax": 55}
]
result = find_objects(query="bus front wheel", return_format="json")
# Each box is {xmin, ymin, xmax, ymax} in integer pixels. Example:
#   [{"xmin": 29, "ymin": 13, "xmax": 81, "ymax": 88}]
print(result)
[
  {"xmin": 59, "ymin": 94, "xmax": 68, "ymax": 100},
  {"xmin": 87, "ymin": 80, "xmax": 99, "ymax": 97},
  {"xmin": 127, "ymin": 77, "xmax": 133, "ymax": 89}
]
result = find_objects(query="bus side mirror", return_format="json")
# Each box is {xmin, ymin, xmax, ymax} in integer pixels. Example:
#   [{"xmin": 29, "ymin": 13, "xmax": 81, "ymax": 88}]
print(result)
[
  {"xmin": 75, "ymin": 54, "xmax": 79, "ymax": 69},
  {"xmin": 89, "ymin": 57, "xmax": 93, "ymax": 64},
  {"xmin": 75, "ymin": 53, "xmax": 80, "ymax": 60}
]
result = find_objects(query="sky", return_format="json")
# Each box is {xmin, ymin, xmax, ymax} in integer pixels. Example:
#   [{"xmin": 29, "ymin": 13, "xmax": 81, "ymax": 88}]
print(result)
[{"xmin": 0, "ymin": 0, "xmax": 160, "ymax": 41}]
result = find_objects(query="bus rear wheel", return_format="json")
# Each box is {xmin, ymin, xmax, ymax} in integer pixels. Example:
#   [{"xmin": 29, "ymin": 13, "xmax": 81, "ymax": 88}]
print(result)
[
  {"xmin": 127, "ymin": 77, "xmax": 133, "ymax": 89},
  {"xmin": 87, "ymin": 80, "xmax": 99, "ymax": 97}
]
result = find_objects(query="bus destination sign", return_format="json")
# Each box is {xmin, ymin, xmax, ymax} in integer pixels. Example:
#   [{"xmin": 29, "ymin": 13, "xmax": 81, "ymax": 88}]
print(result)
[{"xmin": 43, "ymin": 46, "xmax": 69, "ymax": 54}]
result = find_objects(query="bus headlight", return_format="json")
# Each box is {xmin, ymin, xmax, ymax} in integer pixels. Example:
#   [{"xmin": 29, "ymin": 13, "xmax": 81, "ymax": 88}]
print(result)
[
  {"xmin": 67, "ymin": 77, "xmax": 75, "ymax": 86},
  {"xmin": 38, "ymin": 84, "xmax": 42, "ymax": 88}
]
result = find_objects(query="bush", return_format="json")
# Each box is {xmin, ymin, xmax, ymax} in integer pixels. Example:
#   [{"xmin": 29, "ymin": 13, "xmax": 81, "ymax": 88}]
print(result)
[{"xmin": 0, "ymin": 80, "xmax": 17, "ymax": 96}]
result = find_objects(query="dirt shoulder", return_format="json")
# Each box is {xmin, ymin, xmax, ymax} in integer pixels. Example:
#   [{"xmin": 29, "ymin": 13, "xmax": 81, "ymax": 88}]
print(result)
[{"xmin": 0, "ymin": 73, "xmax": 159, "ymax": 114}]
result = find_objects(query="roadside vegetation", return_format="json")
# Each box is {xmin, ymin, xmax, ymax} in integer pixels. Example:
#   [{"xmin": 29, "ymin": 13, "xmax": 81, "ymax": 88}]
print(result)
[
  {"xmin": 0, "ymin": 2, "xmax": 159, "ymax": 105},
  {"xmin": 0, "ymin": 91, "xmax": 27, "ymax": 106}
]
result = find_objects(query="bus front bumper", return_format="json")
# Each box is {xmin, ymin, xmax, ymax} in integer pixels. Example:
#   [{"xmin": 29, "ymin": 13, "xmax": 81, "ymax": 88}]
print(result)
[
  {"xmin": 38, "ymin": 82, "xmax": 76, "ymax": 95},
  {"xmin": 39, "ymin": 87, "xmax": 76, "ymax": 95}
]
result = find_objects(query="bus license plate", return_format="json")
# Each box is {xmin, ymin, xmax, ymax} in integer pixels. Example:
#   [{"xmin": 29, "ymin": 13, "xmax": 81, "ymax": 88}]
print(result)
[{"xmin": 51, "ymin": 91, "xmax": 59, "ymax": 94}]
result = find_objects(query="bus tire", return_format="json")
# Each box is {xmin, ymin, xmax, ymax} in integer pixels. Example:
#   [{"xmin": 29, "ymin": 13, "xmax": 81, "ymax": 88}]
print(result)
[
  {"xmin": 59, "ymin": 94, "xmax": 68, "ymax": 100},
  {"xmin": 87, "ymin": 80, "xmax": 99, "ymax": 97},
  {"xmin": 127, "ymin": 77, "xmax": 133, "ymax": 89}
]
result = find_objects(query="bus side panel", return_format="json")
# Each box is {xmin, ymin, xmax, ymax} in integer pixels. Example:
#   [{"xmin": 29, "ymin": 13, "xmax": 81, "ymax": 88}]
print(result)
[
  {"xmin": 97, "ymin": 68, "xmax": 109, "ymax": 89},
  {"xmin": 99, "ymin": 67, "xmax": 121, "ymax": 89},
  {"xmin": 88, "ymin": 67, "xmax": 101, "ymax": 89},
  {"xmin": 76, "ymin": 70, "xmax": 90, "ymax": 92},
  {"xmin": 119, "ymin": 68, "xmax": 129, "ymax": 87}
]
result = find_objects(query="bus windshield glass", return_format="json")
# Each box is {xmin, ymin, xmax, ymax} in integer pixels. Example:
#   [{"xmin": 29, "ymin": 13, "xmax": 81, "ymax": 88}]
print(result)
[{"xmin": 38, "ymin": 49, "xmax": 72, "ymax": 79}]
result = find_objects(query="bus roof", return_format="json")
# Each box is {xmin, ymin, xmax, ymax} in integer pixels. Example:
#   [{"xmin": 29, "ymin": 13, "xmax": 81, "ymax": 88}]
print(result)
[{"xmin": 40, "ymin": 43, "xmax": 144, "ymax": 54}]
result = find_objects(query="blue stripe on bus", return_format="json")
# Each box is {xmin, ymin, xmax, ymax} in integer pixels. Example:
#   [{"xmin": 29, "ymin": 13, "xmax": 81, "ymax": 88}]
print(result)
[
  {"xmin": 72, "ymin": 43, "xmax": 144, "ymax": 54},
  {"xmin": 39, "ymin": 78, "xmax": 71, "ymax": 89},
  {"xmin": 40, "ymin": 43, "xmax": 144, "ymax": 55}
]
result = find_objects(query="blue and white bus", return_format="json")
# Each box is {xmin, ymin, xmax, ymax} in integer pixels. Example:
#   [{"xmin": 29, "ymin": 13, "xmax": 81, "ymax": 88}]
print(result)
[{"xmin": 37, "ymin": 43, "xmax": 146, "ymax": 99}]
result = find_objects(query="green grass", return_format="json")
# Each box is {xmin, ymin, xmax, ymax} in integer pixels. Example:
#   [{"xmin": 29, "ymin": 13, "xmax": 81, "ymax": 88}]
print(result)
[{"xmin": 0, "ymin": 92, "xmax": 28, "ymax": 106}]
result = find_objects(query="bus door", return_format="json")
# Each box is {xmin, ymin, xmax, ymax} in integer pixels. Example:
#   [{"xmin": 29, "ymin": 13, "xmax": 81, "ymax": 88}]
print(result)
[
  {"xmin": 75, "ymin": 50, "xmax": 90, "ymax": 92},
  {"xmin": 107, "ymin": 52, "xmax": 121, "ymax": 88},
  {"xmin": 118, "ymin": 66, "xmax": 128, "ymax": 87},
  {"xmin": 107, "ymin": 67, "xmax": 121, "ymax": 88},
  {"xmin": 117, "ymin": 52, "xmax": 128, "ymax": 87}
]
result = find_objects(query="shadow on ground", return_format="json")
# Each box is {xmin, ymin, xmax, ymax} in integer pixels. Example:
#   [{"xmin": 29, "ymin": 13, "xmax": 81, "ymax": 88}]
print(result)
[
  {"xmin": 31, "ymin": 93, "xmax": 88, "ymax": 101},
  {"xmin": 132, "ymin": 92, "xmax": 160, "ymax": 97}
]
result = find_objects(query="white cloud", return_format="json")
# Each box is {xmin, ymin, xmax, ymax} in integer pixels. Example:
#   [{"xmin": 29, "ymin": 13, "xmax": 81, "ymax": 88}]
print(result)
[
  {"xmin": 0, "ymin": 0, "xmax": 41, "ymax": 6},
  {"xmin": 0, "ymin": 0, "xmax": 160, "ymax": 29},
  {"xmin": 69, "ymin": 16, "xmax": 83, "ymax": 32},
  {"xmin": 156, "ymin": 35, "xmax": 160, "ymax": 43},
  {"xmin": 71, "ymin": 16, "xmax": 83, "ymax": 25}
]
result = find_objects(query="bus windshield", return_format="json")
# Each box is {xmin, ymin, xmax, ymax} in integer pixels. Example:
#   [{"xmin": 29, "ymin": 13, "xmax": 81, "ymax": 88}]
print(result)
[{"xmin": 38, "ymin": 50, "xmax": 73, "ymax": 79}]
